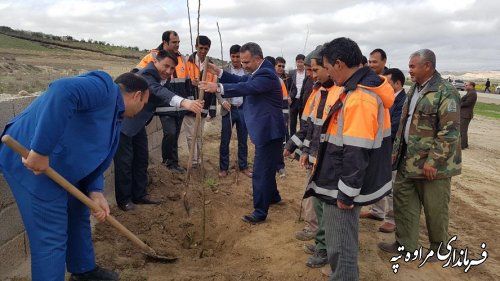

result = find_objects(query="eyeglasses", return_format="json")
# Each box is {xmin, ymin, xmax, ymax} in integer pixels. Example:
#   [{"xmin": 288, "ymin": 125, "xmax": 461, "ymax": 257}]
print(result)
[{"xmin": 276, "ymin": 65, "xmax": 285, "ymax": 68}]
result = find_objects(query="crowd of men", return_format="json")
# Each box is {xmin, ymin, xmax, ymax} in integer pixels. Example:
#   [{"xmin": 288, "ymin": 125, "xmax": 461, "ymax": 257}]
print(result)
[{"xmin": 0, "ymin": 28, "xmax": 481, "ymax": 280}]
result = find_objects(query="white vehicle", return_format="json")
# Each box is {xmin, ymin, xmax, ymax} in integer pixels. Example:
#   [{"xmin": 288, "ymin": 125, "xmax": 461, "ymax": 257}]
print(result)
[
  {"xmin": 451, "ymin": 79, "xmax": 466, "ymax": 91},
  {"xmin": 495, "ymin": 85, "xmax": 500, "ymax": 94}
]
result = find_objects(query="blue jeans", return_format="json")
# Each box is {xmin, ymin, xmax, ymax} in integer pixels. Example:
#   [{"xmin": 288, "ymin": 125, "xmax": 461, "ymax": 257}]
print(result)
[{"xmin": 219, "ymin": 107, "xmax": 248, "ymax": 171}]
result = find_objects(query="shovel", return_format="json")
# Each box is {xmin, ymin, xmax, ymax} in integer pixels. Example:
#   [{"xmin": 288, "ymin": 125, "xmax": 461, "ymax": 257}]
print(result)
[{"xmin": 1, "ymin": 135, "xmax": 177, "ymax": 263}]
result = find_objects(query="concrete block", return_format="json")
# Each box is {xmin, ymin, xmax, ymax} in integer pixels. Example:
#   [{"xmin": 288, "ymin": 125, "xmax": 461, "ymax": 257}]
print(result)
[
  {"xmin": 12, "ymin": 96, "xmax": 37, "ymax": 116},
  {"xmin": 0, "ymin": 99, "xmax": 15, "ymax": 129},
  {"xmin": 0, "ymin": 204, "xmax": 25, "ymax": 245},
  {"xmin": 0, "ymin": 173, "xmax": 15, "ymax": 209},
  {"xmin": 103, "ymin": 165, "xmax": 115, "ymax": 206},
  {"xmin": 0, "ymin": 232, "xmax": 28, "ymax": 277}
]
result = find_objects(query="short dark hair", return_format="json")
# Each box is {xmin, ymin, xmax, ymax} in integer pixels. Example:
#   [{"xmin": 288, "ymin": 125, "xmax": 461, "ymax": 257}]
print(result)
[
  {"xmin": 162, "ymin": 30, "xmax": 178, "ymax": 43},
  {"xmin": 306, "ymin": 45, "xmax": 323, "ymax": 66},
  {"xmin": 296, "ymin": 54, "xmax": 305, "ymax": 61},
  {"xmin": 384, "ymin": 68, "xmax": 405, "ymax": 85},
  {"xmin": 468, "ymin": 81, "xmax": 476, "ymax": 87},
  {"xmin": 156, "ymin": 50, "xmax": 178, "ymax": 65},
  {"xmin": 229, "ymin": 44, "xmax": 241, "ymax": 55},
  {"xmin": 320, "ymin": 37, "xmax": 362, "ymax": 68},
  {"xmin": 276, "ymin": 56, "xmax": 286, "ymax": 64},
  {"xmin": 196, "ymin": 35, "xmax": 211, "ymax": 47},
  {"xmin": 361, "ymin": 56, "xmax": 368, "ymax": 66},
  {"xmin": 264, "ymin": 56, "xmax": 276, "ymax": 66},
  {"xmin": 115, "ymin": 72, "xmax": 149, "ymax": 93},
  {"xmin": 370, "ymin": 48, "xmax": 387, "ymax": 61},
  {"xmin": 240, "ymin": 42, "xmax": 263, "ymax": 59}
]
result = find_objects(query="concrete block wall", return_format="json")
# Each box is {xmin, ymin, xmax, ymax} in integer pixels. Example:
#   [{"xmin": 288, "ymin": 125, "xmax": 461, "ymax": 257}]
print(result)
[{"xmin": 0, "ymin": 94, "xmax": 164, "ymax": 277}]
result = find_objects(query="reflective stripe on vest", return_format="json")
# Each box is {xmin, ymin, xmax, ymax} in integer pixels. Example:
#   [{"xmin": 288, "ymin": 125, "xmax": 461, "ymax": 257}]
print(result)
[
  {"xmin": 324, "ymin": 88, "xmax": 386, "ymax": 149},
  {"xmin": 308, "ymin": 179, "xmax": 392, "ymax": 204},
  {"xmin": 291, "ymin": 135, "xmax": 302, "ymax": 147}
]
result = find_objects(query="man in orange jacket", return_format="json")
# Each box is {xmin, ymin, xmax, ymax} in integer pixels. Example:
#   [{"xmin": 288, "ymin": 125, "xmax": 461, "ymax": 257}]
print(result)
[{"xmin": 305, "ymin": 38, "xmax": 394, "ymax": 280}]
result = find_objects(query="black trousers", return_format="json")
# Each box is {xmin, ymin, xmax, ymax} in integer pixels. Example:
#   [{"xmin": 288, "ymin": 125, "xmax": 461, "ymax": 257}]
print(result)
[
  {"xmin": 114, "ymin": 129, "xmax": 148, "ymax": 205},
  {"xmin": 460, "ymin": 117, "xmax": 472, "ymax": 148},
  {"xmin": 289, "ymin": 99, "xmax": 301, "ymax": 136},
  {"xmin": 159, "ymin": 114, "xmax": 184, "ymax": 166}
]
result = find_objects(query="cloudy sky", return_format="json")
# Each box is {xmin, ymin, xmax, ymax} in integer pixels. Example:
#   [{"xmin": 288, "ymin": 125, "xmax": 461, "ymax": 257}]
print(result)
[{"xmin": 1, "ymin": 0, "xmax": 499, "ymax": 71}]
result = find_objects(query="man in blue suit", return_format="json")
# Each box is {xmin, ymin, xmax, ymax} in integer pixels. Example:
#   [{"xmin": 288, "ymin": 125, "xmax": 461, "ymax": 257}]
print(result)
[
  {"xmin": 199, "ymin": 42, "xmax": 286, "ymax": 224},
  {"xmin": 0, "ymin": 71, "xmax": 150, "ymax": 280},
  {"xmin": 114, "ymin": 50, "xmax": 203, "ymax": 212}
]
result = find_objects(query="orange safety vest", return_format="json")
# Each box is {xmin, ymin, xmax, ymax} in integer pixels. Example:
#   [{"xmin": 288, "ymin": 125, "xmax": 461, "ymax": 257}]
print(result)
[
  {"xmin": 280, "ymin": 78, "xmax": 289, "ymax": 115},
  {"xmin": 306, "ymin": 71, "xmax": 395, "ymax": 206}
]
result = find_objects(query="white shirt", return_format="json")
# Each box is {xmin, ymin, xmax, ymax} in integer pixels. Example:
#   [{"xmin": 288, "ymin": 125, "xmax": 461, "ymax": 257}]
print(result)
[
  {"xmin": 295, "ymin": 70, "xmax": 305, "ymax": 98},
  {"xmin": 228, "ymin": 65, "xmax": 245, "ymax": 106}
]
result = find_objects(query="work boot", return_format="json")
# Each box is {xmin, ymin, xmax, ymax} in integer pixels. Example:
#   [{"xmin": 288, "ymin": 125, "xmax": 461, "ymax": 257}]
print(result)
[
  {"xmin": 360, "ymin": 210, "xmax": 384, "ymax": 221},
  {"xmin": 378, "ymin": 222, "xmax": 396, "ymax": 233},
  {"xmin": 306, "ymin": 249, "xmax": 328, "ymax": 268},
  {"xmin": 295, "ymin": 228, "xmax": 316, "ymax": 241},
  {"xmin": 303, "ymin": 243, "xmax": 316, "ymax": 255},
  {"xmin": 70, "ymin": 266, "xmax": 119, "ymax": 281},
  {"xmin": 378, "ymin": 241, "xmax": 404, "ymax": 254}
]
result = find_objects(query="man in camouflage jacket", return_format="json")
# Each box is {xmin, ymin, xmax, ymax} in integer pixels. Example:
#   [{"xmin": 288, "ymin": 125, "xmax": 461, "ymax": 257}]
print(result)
[{"xmin": 379, "ymin": 49, "xmax": 461, "ymax": 255}]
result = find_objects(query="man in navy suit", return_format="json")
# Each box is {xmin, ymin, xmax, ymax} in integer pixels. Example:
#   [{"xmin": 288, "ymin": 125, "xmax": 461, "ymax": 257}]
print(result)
[
  {"xmin": 114, "ymin": 50, "xmax": 203, "ymax": 212},
  {"xmin": 0, "ymin": 71, "xmax": 150, "ymax": 281},
  {"xmin": 200, "ymin": 42, "xmax": 285, "ymax": 224}
]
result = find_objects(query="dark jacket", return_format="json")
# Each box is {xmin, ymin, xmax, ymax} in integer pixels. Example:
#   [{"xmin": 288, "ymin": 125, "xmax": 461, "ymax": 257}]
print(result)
[
  {"xmin": 299, "ymin": 76, "xmax": 314, "ymax": 115},
  {"xmin": 390, "ymin": 89, "xmax": 407, "ymax": 142},
  {"xmin": 220, "ymin": 59, "xmax": 286, "ymax": 146},
  {"xmin": 460, "ymin": 89, "xmax": 477, "ymax": 119},
  {"xmin": 185, "ymin": 52, "xmax": 217, "ymax": 118},
  {"xmin": 305, "ymin": 67, "xmax": 395, "ymax": 206},
  {"xmin": 121, "ymin": 62, "xmax": 177, "ymax": 137}
]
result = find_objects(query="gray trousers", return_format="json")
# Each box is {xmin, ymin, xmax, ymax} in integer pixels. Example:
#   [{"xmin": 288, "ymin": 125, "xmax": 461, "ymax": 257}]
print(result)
[
  {"xmin": 324, "ymin": 203, "xmax": 362, "ymax": 281},
  {"xmin": 182, "ymin": 115, "xmax": 205, "ymax": 164},
  {"xmin": 369, "ymin": 171, "xmax": 397, "ymax": 224}
]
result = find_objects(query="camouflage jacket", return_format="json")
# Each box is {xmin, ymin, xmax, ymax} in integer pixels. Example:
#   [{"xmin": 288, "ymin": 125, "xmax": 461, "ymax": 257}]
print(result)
[{"xmin": 392, "ymin": 72, "xmax": 461, "ymax": 178}]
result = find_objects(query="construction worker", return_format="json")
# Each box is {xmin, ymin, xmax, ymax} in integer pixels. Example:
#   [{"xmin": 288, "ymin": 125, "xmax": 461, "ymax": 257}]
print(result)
[
  {"xmin": 183, "ymin": 35, "xmax": 218, "ymax": 168},
  {"xmin": 305, "ymin": 37, "xmax": 394, "ymax": 280}
]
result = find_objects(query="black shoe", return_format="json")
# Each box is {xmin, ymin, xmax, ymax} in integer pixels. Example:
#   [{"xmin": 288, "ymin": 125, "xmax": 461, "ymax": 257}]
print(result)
[
  {"xmin": 270, "ymin": 199, "xmax": 284, "ymax": 205},
  {"xmin": 133, "ymin": 196, "xmax": 161, "ymax": 205},
  {"xmin": 167, "ymin": 164, "xmax": 186, "ymax": 173},
  {"xmin": 70, "ymin": 266, "xmax": 119, "ymax": 281},
  {"xmin": 306, "ymin": 249, "xmax": 328, "ymax": 268},
  {"xmin": 241, "ymin": 213, "xmax": 266, "ymax": 224},
  {"xmin": 118, "ymin": 202, "xmax": 136, "ymax": 212},
  {"xmin": 378, "ymin": 241, "xmax": 404, "ymax": 254}
]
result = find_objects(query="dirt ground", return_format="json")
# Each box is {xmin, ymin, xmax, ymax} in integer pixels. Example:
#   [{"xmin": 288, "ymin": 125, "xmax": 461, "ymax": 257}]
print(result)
[{"xmin": 89, "ymin": 115, "xmax": 500, "ymax": 281}]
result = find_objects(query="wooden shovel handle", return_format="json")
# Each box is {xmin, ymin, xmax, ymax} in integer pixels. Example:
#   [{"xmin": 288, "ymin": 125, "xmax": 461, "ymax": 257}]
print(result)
[{"xmin": 1, "ymin": 135, "xmax": 156, "ymax": 256}]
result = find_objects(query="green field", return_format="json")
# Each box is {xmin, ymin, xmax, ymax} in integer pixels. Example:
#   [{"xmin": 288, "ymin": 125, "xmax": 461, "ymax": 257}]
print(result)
[
  {"xmin": 475, "ymin": 102, "xmax": 500, "ymax": 119},
  {"xmin": 0, "ymin": 33, "xmax": 59, "ymax": 51}
]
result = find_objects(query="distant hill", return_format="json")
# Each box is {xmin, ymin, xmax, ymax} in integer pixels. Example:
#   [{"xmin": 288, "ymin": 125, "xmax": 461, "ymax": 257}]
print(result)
[
  {"xmin": 0, "ymin": 26, "xmax": 228, "ymax": 66},
  {"xmin": 0, "ymin": 26, "xmax": 147, "ymax": 59}
]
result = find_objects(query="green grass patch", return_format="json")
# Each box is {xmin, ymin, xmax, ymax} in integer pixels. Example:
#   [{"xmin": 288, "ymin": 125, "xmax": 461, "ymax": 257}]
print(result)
[
  {"xmin": 474, "ymin": 102, "xmax": 500, "ymax": 119},
  {"xmin": 0, "ymin": 34, "xmax": 55, "ymax": 51}
]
